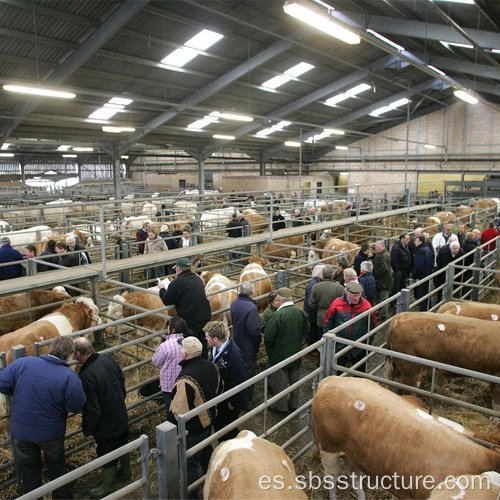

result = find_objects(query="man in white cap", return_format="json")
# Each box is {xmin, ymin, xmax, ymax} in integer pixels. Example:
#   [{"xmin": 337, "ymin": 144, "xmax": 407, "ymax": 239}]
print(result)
[{"xmin": 168, "ymin": 336, "xmax": 222, "ymax": 495}]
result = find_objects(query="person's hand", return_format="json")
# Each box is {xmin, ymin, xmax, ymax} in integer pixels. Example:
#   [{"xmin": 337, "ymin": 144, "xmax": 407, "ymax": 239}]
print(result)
[
  {"xmin": 158, "ymin": 282, "xmax": 166, "ymax": 289},
  {"xmin": 228, "ymin": 402, "xmax": 235, "ymax": 411}
]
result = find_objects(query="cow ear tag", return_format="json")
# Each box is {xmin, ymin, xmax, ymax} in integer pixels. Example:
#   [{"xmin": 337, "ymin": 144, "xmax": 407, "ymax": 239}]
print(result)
[
  {"xmin": 437, "ymin": 324, "xmax": 446, "ymax": 331},
  {"xmin": 491, "ymin": 314, "xmax": 498, "ymax": 321},
  {"xmin": 220, "ymin": 467, "xmax": 230, "ymax": 482},
  {"xmin": 281, "ymin": 460, "xmax": 291, "ymax": 472},
  {"xmin": 353, "ymin": 400, "xmax": 366, "ymax": 411}
]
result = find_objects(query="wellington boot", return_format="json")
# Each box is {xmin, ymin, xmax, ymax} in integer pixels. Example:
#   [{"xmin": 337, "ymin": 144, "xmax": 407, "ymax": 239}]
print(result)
[
  {"xmin": 89, "ymin": 465, "xmax": 117, "ymax": 498},
  {"xmin": 117, "ymin": 453, "xmax": 131, "ymax": 480}
]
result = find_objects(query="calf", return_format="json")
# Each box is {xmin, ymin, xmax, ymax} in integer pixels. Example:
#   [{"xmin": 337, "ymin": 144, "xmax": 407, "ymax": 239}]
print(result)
[
  {"xmin": 312, "ymin": 376, "xmax": 500, "ymax": 499},
  {"xmin": 201, "ymin": 272, "xmax": 238, "ymax": 325},
  {"xmin": 436, "ymin": 301, "xmax": 500, "ymax": 322},
  {"xmin": 0, "ymin": 297, "xmax": 101, "ymax": 363},
  {"xmin": 239, "ymin": 263, "xmax": 272, "ymax": 313},
  {"xmin": 204, "ymin": 430, "xmax": 306, "ymax": 499},
  {"xmin": 0, "ymin": 286, "xmax": 70, "ymax": 335},
  {"xmin": 386, "ymin": 312, "xmax": 500, "ymax": 412}
]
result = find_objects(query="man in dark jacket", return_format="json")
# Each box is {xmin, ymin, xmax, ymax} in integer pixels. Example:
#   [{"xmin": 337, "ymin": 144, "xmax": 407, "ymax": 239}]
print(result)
[
  {"xmin": 353, "ymin": 243, "xmax": 371, "ymax": 276},
  {"xmin": 230, "ymin": 282, "xmax": 261, "ymax": 406},
  {"xmin": 323, "ymin": 281, "xmax": 377, "ymax": 373},
  {"xmin": 272, "ymin": 208, "xmax": 286, "ymax": 231},
  {"xmin": 226, "ymin": 214, "xmax": 242, "ymax": 238},
  {"xmin": 136, "ymin": 221, "xmax": 150, "ymax": 255},
  {"xmin": 303, "ymin": 265, "xmax": 324, "ymax": 345},
  {"xmin": 205, "ymin": 321, "xmax": 248, "ymax": 440},
  {"xmin": 74, "ymin": 337, "xmax": 129, "ymax": 498},
  {"xmin": 265, "ymin": 288, "xmax": 309, "ymax": 415},
  {"xmin": 435, "ymin": 241, "xmax": 465, "ymax": 298},
  {"xmin": 66, "ymin": 235, "xmax": 91, "ymax": 265},
  {"xmin": 55, "ymin": 241, "xmax": 80, "ymax": 267},
  {"xmin": 159, "ymin": 257, "xmax": 211, "ymax": 356},
  {"xmin": 372, "ymin": 240, "xmax": 394, "ymax": 321},
  {"xmin": 168, "ymin": 336, "xmax": 222, "ymax": 494},
  {"xmin": 0, "ymin": 236, "xmax": 23, "ymax": 280},
  {"xmin": 40, "ymin": 239, "xmax": 59, "ymax": 272},
  {"xmin": 358, "ymin": 260, "xmax": 376, "ymax": 305},
  {"xmin": 412, "ymin": 235, "xmax": 433, "ymax": 311},
  {"xmin": 391, "ymin": 233, "xmax": 411, "ymax": 294},
  {"xmin": 0, "ymin": 336, "xmax": 86, "ymax": 498}
]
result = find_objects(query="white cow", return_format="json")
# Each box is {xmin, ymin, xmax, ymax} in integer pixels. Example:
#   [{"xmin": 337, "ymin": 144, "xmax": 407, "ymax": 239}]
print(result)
[
  {"xmin": 0, "ymin": 220, "xmax": 11, "ymax": 232},
  {"xmin": 121, "ymin": 216, "xmax": 152, "ymax": 233},
  {"xmin": 4, "ymin": 225, "xmax": 52, "ymax": 249},
  {"xmin": 142, "ymin": 202, "xmax": 157, "ymax": 218},
  {"xmin": 200, "ymin": 207, "xmax": 238, "ymax": 230}
]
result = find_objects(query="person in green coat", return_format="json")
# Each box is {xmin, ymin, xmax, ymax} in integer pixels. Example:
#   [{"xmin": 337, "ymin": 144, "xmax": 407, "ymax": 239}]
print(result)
[
  {"xmin": 372, "ymin": 240, "xmax": 394, "ymax": 321},
  {"xmin": 260, "ymin": 292, "xmax": 279, "ymax": 334},
  {"xmin": 264, "ymin": 288, "xmax": 309, "ymax": 415}
]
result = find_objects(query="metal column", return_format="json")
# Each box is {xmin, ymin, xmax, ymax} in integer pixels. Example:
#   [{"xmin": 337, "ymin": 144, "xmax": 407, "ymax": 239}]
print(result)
[
  {"xmin": 112, "ymin": 148, "xmax": 121, "ymax": 200},
  {"xmin": 197, "ymin": 149, "xmax": 205, "ymax": 196},
  {"xmin": 259, "ymin": 153, "xmax": 265, "ymax": 176}
]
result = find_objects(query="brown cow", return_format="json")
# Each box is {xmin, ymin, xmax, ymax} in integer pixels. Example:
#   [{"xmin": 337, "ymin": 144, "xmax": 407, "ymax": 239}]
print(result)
[
  {"xmin": 241, "ymin": 209, "xmax": 268, "ymax": 234},
  {"xmin": 203, "ymin": 430, "xmax": 306, "ymax": 499},
  {"xmin": 201, "ymin": 272, "xmax": 238, "ymax": 324},
  {"xmin": 308, "ymin": 238, "xmax": 359, "ymax": 267},
  {"xmin": 437, "ymin": 301, "xmax": 500, "ymax": 322},
  {"xmin": 0, "ymin": 297, "xmax": 101, "ymax": 363},
  {"xmin": 263, "ymin": 235, "xmax": 304, "ymax": 263},
  {"xmin": 239, "ymin": 262, "xmax": 272, "ymax": 313},
  {"xmin": 386, "ymin": 312, "xmax": 500, "ymax": 412},
  {"xmin": 0, "ymin": 286, "xmax": 70, "ymax": 335},
  {"xmin": 312, "ymin": 376, "xmax": 500, "ymax": 499},
  {"xmin": 430, "ymin": 472, "xmax": 500, "ymax": 500}
]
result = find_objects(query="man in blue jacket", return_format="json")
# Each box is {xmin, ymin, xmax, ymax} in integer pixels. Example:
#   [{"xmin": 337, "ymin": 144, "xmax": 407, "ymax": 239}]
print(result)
[
  {"xmin": 412, "ymin": 235, "xmax": 434, "ymax": 311},
  {"xmin": 230, "ymin": 282, "xmax": 261, "ymax": 407},
  {"xmin": 205, "ymin": 321, "xmax": 248, "ymax": 441},
  {"xmin": 0, "ymin": 336, "xmax": 86, "ymax": 498},
  {"xmin": 0, "ymin": 236, "xmax": 23, "ymax": 280}
]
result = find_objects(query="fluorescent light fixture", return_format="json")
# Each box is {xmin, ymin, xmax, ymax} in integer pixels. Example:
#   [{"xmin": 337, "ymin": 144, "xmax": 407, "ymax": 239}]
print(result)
[
  {"xmin": 121, "ymin": 155, "xmax": 129, "ymax": 159},
  {"xmin": 427, "ymin": 65, "xmax": 447, "ymax": 76},
  {"xmin": 339, "ymin": 172, "xmax": 348, "ymax": 175},
  {"xmin": 213, "ymin": 111, "xmax": 253, "ymax": 122},
  {"xmin": 335, "ymin": 145, "xmax": 348, "ymax": 150},
  {"xmin": 325, "ymin": 83, "xmax": 371, "ymax": 107},
  {"xmin": 491, "ymin": 49, "xmax": 500, "ymax": 54},
  {"xmin": 102, "ymin": 126, "xmax": 136, "ymax": 133},
  {"xmin": 73, "ymin": 147, "xmax": 94, "ymax": 152},
  {"xmin": 424, "ymin": 144, "xmax": 437, "ymax": 150},
  {"xmin": 1, "ymin": 143, "xmax": 11, "ymax": 150},
  {"xmin": 62, "ymin": 154, "xmax": 77, "ymax": 158},
  {"xmin": 435, "ymin": 0, "xmax": 475, "ymax": 4},
  {"xmin": 369, "ymin": 97, "xmax": 410, "ymax": 117},
  {"xmin": 109, "ymin": 97, "xmax": 133, "ymax": 106},
  {"xmin": 256, "ymin": 120, "xmax": 292, "ymax": 137},
  {"xmin": 0, "ymin": 153, "xmax": 14, "ymax": 157},
  {"xmin": 85, "ymin": 119, "xmax": 110, "ymax": 124},
  {"xmin": 284, "ymin": 141, "xmax": 301, "ymax": 147},
  {"xmin": 305, "ymin": 128, "xmax": 344, "ymax": 143},
  {"xmin": 88, "ymin": 108, "xmax": 119, "ymax": 120},
  {"xmin": 366, "ymin": 29, "xmax": 405, "ymax": 52},
  {"xmin": 454, "ymin": 89, "xmax": 478, "ymax": 104},
  {"xmin": 187, "ymin": 113, "xmax": 220, "ymax": 130},
  {"xmin": 261, "ymin": 61, "xmax": 314, "ymax": 90},
  {"xmin": 3, "ymin": 84, "xmax": 75, "ymax": 99},
  {"xmin": 160, "ymin": 29, "xmax": 223, "ymax": 68},
  {"xmin": 212, "ymin": 134, "xmax": 235, "ymax": 140},
  {"xmin": 283, "ymin": 0, "xmax": 360, "ymax": 45},
  {"xmin": 57, "ymin": 145, "xmax": 72, "ymax": 151},
  {"xmin": 103, "ymin": 103, "xmax": 125, "ymax": 110},
  {"xmin": 440, "ymin": 40, "xmax": 473, "ymax": 50}
]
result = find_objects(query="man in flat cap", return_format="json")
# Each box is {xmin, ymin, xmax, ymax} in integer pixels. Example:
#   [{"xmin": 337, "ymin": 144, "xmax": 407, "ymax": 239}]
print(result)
[
  {"xmin": 323, "ymin": 281, "xmax": 377, "ymax": 373},
  {"xmin": 158, "ymin": 258, "xmax": 211, "ymax": 357},
  {"xmin": 264, "ymin": 287, "xmax": 309, "ymax": 416}
]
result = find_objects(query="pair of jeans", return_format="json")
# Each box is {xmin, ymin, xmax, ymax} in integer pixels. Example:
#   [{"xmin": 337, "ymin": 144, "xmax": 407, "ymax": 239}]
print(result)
[
  {"xmin": 186, "ymin": 427, "xmax": 212, "ymax": 499},
  {"xmin": 13, "ymin": 436, "xmax": 71, "ymax": 499}
]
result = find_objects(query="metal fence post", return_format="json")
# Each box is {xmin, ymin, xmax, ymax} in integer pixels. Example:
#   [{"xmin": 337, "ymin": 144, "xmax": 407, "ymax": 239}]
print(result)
[
  {"xmin": 471, "ymin": 211, "xmax": 476, "ymax": 230},
  {"xmin": 155, "ymin": 421, "xmax": 180, "ymax": 500},
  {"xmin": 321, "ymin": 336, "xmax": 334, "ymax": 378},
  {"xmin": 140, "ymin": 435, "xmax": 151, "ymax": 499},
  {"xmin": 268, "ymin": 192, "xmax": 273, "ymax": 238},
  {"xmin": 355, "ymin": 185, "xmax": 360, "ymax": 223},
  {"xmin": 443, "ymin": 265, "xmax": 455, "ymax": 302},
  {"xmin": 90, "ymin": 277, "xmax": 103, "ymax": 346},
  {"xmin": 99, "ymin": 207, "xmax": 107, "ymax": 278},
  {"xmin": 396, "ymin": 289, "xmax": 410, "ymax": 313},
  {"xmin": 471, "ymin": 247, "xmax": 482, "ymax": 301},
  {"xmin": 10, "ymin": 345, "xmax": 26, "ymax": 361},
  {"xmin": 275, "ymin": 270, "xmax": 290, "ymax": 288}
]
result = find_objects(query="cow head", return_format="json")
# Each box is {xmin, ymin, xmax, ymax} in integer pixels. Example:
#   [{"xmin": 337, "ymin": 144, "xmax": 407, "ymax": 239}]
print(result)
[
  {"xmin": 52, "ymin": 286, "xmax": 71, "ymax": 299},
  {"xmin": 107, "ymin": 294, "xmax": 126, "ymax": 320},
  {"xmin": 249, "ymin": 255, "xmax": 268, "ymax": 267},
  {"xmin": 75, "ymin": 297, "xmax": 101, "ymax": 326},
  {"xmin": 200, "ymin": 271, "xmax": 217, "ymax": 285}
]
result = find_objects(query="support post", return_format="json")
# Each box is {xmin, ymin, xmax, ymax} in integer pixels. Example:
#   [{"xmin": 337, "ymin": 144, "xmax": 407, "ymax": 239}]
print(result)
[
  {"xmin": 259, "ymin": 152, "xmax": 265, "ymax": 176},
  {"xmin": 112, "ymin": 147, "xmax": 121, "ymax": 200},
  {"xmin": 155, "ymin": 421, "xmax": 180, "ymax": 500},
  {"xmin": 443, "ymin": 265, "xmax": 455, "ymax": 302},
  {"xmin": 20, "ymin": 160, "xmax": 26, "ymax": 184},
  {"xmin": 396, "ymin": 288, "xmax": 411, "ymax": 313},
  {"xmin": 471, "ymin": 247, "xmax": 482, "ymax": 301},
  {"xmin": 197, "ymin": 149, "xmax": 205, "ymax": 197},
  {"xmin": 275, "ymin": 270, "xmax": 290, "ymax": 288},
  {"xmin": 77, "ymin": 161, "xmax": 82, "ymax": 183},
  {"xmin": 10, "ymin": 345, "xmax": 26, "ymax": 361},
  {"xmin": 90, "ymin": 277, "xmax": 103, "ymax": 346}
]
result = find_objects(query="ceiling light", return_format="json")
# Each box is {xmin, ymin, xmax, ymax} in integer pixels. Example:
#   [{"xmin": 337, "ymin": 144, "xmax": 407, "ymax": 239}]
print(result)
[
  {"xmin": 326, "ymin": 128, "xmax": 345, "ymax": 135},
  {"xmin": 284, "ymin": 62, "xmax": 315, "ymax": 78},
  {"xmin": 424, "ymin": 144, "xmax": 436, "ymax": 149},
  {"xmin": 213, "ymin": 134, "xmax": 235, "ymax": 140},
  {"xmin": 283, "ymin": 0, "xmax": 360, "ymax": 45},
  {"xmin": 491, "ymin": 49, "xmax": 500, "ymax": 54},
  {"xmin": 187, "ymin": 114, "xmax": 220, "ymax": 130},
  {"xmin": 325, "ymin": 83, "xmax": 371, "ymax": 106},
  {"xmin": 335, "ymin": 145, "xmax": 348, "ymax": 150},
  {"xmin": 109, "ymin": 97, "xmax": 133, "ymax": 106},
  {"xmin": 0, "ymin": 153, "xmax": 14, "ymax": 157},
  {"xmin": 1, "ymin": 143, "xmax": 11, "ymax": 150},
  {"xmin": 103, "ymin": 103, "xmax": 125, "ymax": 110},
  {"xmin": 256, "ymin": 120, "xmax": 292, "ymax": 137},
  {"xmin": 62, "ymin": 154, "xmax": 77, "ymax": 158},
  {"xmin": 88, "ymin": 108, "xmax": 119, "ymax": 120},
  {"xmin": 305, "ymin": 128, "xmax": 344, "ymax": 143},
  {"xmin": 160, "ymin": 29, "xmax": 223, "ymax": 69},
  {"xmin": 57, "ymin": 145, "xmax": 72, "ymax": 151},
  {"xmin": 427, "ymin": 65, "xmax": 446, "ymax": 76},
  {"xmin": 440, "ymin": 41, "xmax": 473, "ymax": 50},
  {"xmin": 369, "ymin": 97, "xmax": 410, "ymax": 117},
  {"xmin": 73, "ymin": 147, "xmax": 94, "ymax": 152},
  {"xmin": 102, "ymin": 126, "xmax": 136, "ymax": 133},
  {"xmin": 434, "ymin": 0, "xmax": 475, "ymax": 4},
  {"xmin": 121, "ymin": 155, "xmax": 129, "ymax": 159},
  {"xmin": 454, "ymin": 89, "xmax": 478, "ymax": 104},
  {"xmin": 284, "ymin": 141, "xmax": 301, "ymax": 147},
  {"xmin": 3, "ymin": 84, "xmax": 75, "ymax": 99},
  {"xmin": 216, "ymin": 112, "xmax": 253, "ymax": 122},
  {"xmin": 261, "ymin": 61, "xmax": 314, "ymax": 90},
  {"xmin": 366, "ymin": 29, "xmax": 405, "ymax": 52},
  {"xmin": 261, "ymin": 75, "xmax": 292, "ymax": 90}
]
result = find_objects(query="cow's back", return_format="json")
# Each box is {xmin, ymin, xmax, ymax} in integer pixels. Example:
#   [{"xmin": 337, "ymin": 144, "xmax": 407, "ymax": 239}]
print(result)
[
  {"xmin": 122, "ymin": 291, "xmax": 166, "ymax": 331},
  {"xmin": 436, "ymin": 301, "xmax": 500, "ymax": 322}
]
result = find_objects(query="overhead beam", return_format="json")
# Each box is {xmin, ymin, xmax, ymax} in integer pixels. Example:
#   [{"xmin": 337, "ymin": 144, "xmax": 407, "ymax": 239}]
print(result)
[
  {"xmin": 0, "ymin": 0, "xmax": 151, "ymax": 143},
  {"xmin": 263, "ymin": 79, "xmax": 444, "ymax": 160},
  {"xmin": 117, "ymin": 33, "xmax": 307, "ymax": 155},
  {"xmin": 200, "ymin": 54, "xmax": 399, "ymax": 159}
]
